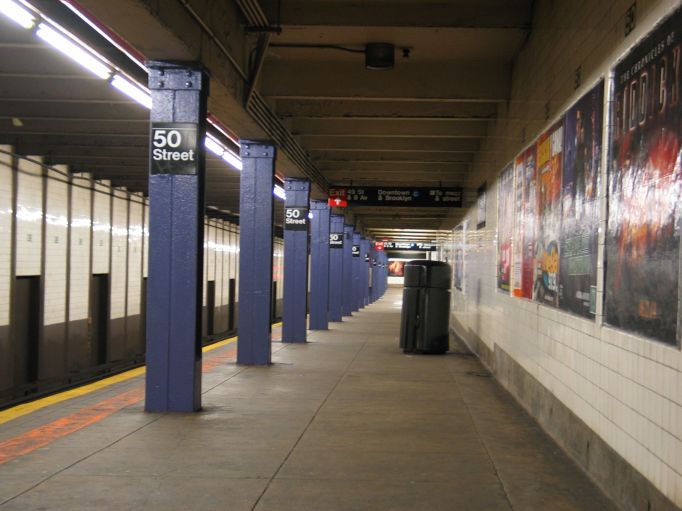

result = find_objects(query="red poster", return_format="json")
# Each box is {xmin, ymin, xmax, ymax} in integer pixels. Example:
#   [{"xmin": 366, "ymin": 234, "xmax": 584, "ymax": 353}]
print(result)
[
  {"xmin": 534, "ymin": 123, "xmax": 563, "ymax": 307},
  {"xmin": 511, "ymin": 145, "xmax": 536, "ymax": 298},
  {"xmin": 497, "ymin": 164, "xmax": 513, "ymax": 292}
]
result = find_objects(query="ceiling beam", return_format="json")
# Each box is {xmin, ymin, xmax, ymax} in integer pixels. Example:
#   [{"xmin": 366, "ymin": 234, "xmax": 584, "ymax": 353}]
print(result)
[
  {"xmin": 261, "ymin": 61, "xmax": 511, "ymax": 102},
  {"xmin": 269, "ymin": 1, "xmax": 532, "ymax": 29},
  {"xmin": 303, "ymin": 137, "xmax": 480, "ymax": 152},
  {"xmin": 275, "ymin": 99, "xmax": 499, "ymax": 119},
  {"xmin": 288, "ymin": 119, "xmax": 488, "ymax": 138}
]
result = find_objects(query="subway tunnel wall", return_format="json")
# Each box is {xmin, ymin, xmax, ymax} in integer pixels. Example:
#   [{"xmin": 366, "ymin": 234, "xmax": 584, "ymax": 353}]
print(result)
[
  {"xmin": 437, "ymin": 0, "xmax": 682, "ymax": 509},
  {"xmin": 0, "ymin": 145, "xmax": 284, "ymax": 407}
]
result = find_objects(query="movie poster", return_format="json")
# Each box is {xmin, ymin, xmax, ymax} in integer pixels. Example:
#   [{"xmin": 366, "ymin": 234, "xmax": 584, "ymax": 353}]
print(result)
[
  {"xmin": 388, "ymin": 260, "xmax": 405, "ymax": 277},
  {"xmin": 497, "ymin": 164, "xmax": 514, "ymax": 292},
  {"xmin": 511, "ymin": 146, "xmax": 536, "ymax": 299},
  {"xmin": 606, "ymin": 7, "xmax": 682, "ymax": 344},
  {"xmin": 476, "ymin": 182, "xmax": 487, "ymax": 229},
  {"xmin": 534, "ymin": 122, "xmax": 563, "ymax": 307},
  {"xmin": 454, "ymin": 224, "xmax": 465, "ymax": 291},
  {"xmin": 559, "ymin": 82, "xmax": 603, "ymax": 317}
]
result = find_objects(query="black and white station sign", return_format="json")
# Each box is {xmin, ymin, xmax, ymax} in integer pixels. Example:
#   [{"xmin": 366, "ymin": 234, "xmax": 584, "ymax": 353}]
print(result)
[
  {"xmin": 352, "ymin": 245, "xmax": 360, "ymax": 257},
  {"xmin": 284, "ymin": 207, "xmax": 308, "ymax": 231},
  {"xmin": 329, "ymin": 233, "xmax": 344, "ymax": 248},
  {"xmin": 150, "ymin": 122, "xmax": 199, "ymax": 175}
]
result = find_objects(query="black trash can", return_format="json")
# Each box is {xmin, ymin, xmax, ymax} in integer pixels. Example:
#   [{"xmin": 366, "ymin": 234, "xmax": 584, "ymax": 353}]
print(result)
[{"xmin": 399, "ymin": 260, "xmax": 451, "ymax": 354}]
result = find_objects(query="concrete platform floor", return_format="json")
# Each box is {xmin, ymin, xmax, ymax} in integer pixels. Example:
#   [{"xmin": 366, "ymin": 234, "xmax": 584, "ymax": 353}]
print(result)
[{"xmin": 0, "ymin": 287, "xmax": 617, "ymax": 510}]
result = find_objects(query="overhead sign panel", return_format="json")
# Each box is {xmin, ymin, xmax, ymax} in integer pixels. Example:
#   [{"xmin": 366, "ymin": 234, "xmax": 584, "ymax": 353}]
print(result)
[
  {"xmin": 383, "ymin": 242, "xmax": 436, "ymax": 251},
  {"xmin": 329, "ymin": 186, "xmax": 463, "ymax": 207}
]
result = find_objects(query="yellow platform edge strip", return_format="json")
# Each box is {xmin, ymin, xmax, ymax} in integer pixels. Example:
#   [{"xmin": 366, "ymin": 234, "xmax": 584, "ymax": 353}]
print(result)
[
  {"xmin": 0, "ymin": 322, "xmax": 280, "ymax": 426},
  {"xmin": 0, "ymin": 322, "xmax": 283, "ymax": 425}
]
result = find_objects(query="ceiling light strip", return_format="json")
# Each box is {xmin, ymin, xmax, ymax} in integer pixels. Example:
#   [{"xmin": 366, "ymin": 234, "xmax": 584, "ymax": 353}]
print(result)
[{"xmin": 1, "ymin": 0, "xmax": 285, "ymax": 200}]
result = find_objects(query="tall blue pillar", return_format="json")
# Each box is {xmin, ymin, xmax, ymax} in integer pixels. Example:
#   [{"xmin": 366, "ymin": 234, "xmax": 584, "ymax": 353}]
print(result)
[
  {"xmin": 309, "ymin": 200, "xmax": 330, "ymax": 330},
  {"xmin": 342, "ymin": 224, "xmax": 354, "ymax": 317},
  {"xmin": 282, "ymin": 179, "xmax": 310, "ymax": 343},
  {"xmin": 370, "ymin": 247, "xmax": 378, "ymax": 303},
  {"xmin": 329, "ymin": 214, "xmax": 344, "ymax": 322},
  {"xmin": 361, "ymin": 239, "xmax": 368, "ymax": 307},
  {"xmin": 352, "ymin": 232, "xmax": 362, "ymax": 311},
  {"xmin": 237, "ymin": 141, "xmax": 275, "ymax": 365},
  {"xmin": 145, "ymin": 62, "xmax": 207, "ymax": 413}
]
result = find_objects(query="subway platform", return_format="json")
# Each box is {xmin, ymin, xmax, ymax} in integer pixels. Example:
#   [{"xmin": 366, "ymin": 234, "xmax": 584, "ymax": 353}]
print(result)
[{"xmin": 0, "ymin": 288, "xmax": 616, "ymax": 511}]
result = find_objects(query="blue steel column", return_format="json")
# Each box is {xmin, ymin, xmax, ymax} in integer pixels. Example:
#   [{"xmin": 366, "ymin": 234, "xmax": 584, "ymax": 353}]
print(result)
[
  {"xmin": 237, "ymin": 141, "xmax": 275, "ymax": 365},
  {"xmin": 370, "ymin": 247, "xmax": 378, "ymax": 303},
  {"xmin": 342, "ymin": 224, "xmax": 354, "ymax": 316},
  {"xmin": 361, "ymin": 238, "xmax": 370, "ymax": 306},
  {"xmin": 282, "ymin": 178, "xmax": 310, "ymax": 343},
  {"xmin": 329, "ymin": 214, "xmax": 344, "ymax": 321},
  {"xmin": 145, "ymin": 62, "xmax": 207, "ymax": 412},
  {"xmin": 352, "ymin": 231, "xmax": 361, "ymax": 311},
  {"xmin": 309, "ymin": 200, "xmax": 330, "ymax": 330}
]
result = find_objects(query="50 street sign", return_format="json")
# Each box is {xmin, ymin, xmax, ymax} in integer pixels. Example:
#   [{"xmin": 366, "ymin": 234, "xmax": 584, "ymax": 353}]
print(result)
[{"xmin": 150, "ymin": 122, "xmax": 199, "ymax": 175}]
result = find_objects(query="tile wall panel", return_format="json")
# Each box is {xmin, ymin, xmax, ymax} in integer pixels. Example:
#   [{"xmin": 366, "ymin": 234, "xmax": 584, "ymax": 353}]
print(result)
[
  {"xmin": 110, "ymin": 189, "xmax": 128, "ymax": 320},
  {"xmin": 68, "ymin": 174, "xmax": 92, "ymax": 322},
  {"xmin": 43, "ymin": 167, "xmax": 69, "ymax": 326},
  {"xmin": 0, "ymin": 146, "xmax": 13, "ymax": 325},
  {"xmin": 91, "ymin": 181, "xmax": 111, "ymax": 274},
  {"xmin": 15, "ymin": 157, "xmax": 43, "ymax": 276},
  {"xmin": 441, "ymin": 0, "xmax": 682, "ymax": 505}
]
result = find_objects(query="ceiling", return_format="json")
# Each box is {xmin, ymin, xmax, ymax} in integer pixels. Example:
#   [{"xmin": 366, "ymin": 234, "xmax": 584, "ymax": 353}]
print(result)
[
  {"xmin": 0, "ymin": 7, "xmax": 271, "ymax": 224},
  {"xmin": 258, "ymin": 0, "xmax": 533, "ymax": 239},
  {"xmin": 0, "ymin": 0, "xmax": 534, "ymax": 241}
]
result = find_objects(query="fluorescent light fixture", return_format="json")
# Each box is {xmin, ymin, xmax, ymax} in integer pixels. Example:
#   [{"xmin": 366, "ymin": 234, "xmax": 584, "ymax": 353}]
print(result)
[
  {"xmin": 0, "ymin": 0, "xmax": 36, "ymax": 29},
  {"xmin": 273, "ymin": 184, "xmax": 286, "ymax": 200},
  {"xmin": 36, "ymin": 23, "xmax": 111, "ymax": 79},
  {"xmin": 204, "ymin": 136, "xmax": 224, "ymax": 157},
  {"xmin": 111, "ymin": 74, "xmax": 151, "ymax": 109},
  {"xmin": 60, "ymin": 0, "xmax": 147, "ymax": 72},
  {"xmin": 221, "ymin": 150, "xmax": 242, "ymax": 171}
]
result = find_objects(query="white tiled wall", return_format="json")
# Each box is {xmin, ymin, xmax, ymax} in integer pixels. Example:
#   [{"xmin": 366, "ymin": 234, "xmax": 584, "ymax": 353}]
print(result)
[
  {"xmin": 442, "ymin": 0, "xmax": 682, "ymax": 505},
  {"xmin": 127, "ymin": 194, "xmax": 143, "ymax": 317},
  {"xmin": 43, "ymin": 167, "xmax": 69, "ymax": 326},
  {"xmin": 110, "ymin": 189, "xmax": 128, "ymax": 320},
  {"xmin": 5, "ymin": 147, "xmax": 284, "ymax": 392},
  {"xmin": 69, "ymin": 173, "xmax": 92, "ymax": 322},
  {"xmin": 92, "ymin": 181, "xmax": 111, "ymax": 274},
  {"xmin": 0, "ymin": 146, "xmax": 13, "ymax": 326},
  {"xmin": 15, "ymin": 157, "xmax": 43, "ymax": 276}
]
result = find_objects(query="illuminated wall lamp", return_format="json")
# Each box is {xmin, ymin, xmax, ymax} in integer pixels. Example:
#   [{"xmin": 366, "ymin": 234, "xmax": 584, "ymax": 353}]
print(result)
[{"xmin": 0, "ymin": 0, "xmax": 36, "ymax": 29}]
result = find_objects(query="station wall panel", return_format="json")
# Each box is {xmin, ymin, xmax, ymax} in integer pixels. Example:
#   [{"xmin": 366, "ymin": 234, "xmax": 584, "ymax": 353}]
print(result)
[
  {"xmin": 0, "ymin": 146, "xmax": 13, "ymax": 391},
  {"xmin": 91, "ymin": 182, "xmax": 111, "ymax": 275},
  {"xmin": 108, "ymin": 189, "xmax": 128, "ymax": 361},
  {"xmin": 15, "ymin": 157, "xmax": 43, "ymax": 277},
  {"xmin": 67, "ymin": 173, "xmax": 92, "ymax": 371},
  {"xmin": 126, "ymin": 193, "xmax": 143, "ymax": 357},
  {"xmin": 440, "ymin": 1, "xmax": 682, "ymax": 507},
  {"xmin": 41, "ymin": 167, "xmax": 69, "ymax": 380},
  {"xmin": 2, "ymin": 148, "xmax": 285, "ymax": 405}
]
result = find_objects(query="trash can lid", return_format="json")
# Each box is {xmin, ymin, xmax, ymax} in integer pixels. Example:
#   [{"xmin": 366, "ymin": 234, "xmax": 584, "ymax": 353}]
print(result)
[{"xmin": 403, "ymin": 260, "xmax": 451, "ymax": 289}]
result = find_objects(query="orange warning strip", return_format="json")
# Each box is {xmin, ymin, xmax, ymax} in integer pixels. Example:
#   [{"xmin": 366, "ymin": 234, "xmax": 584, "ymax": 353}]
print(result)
[
  {"xmin": 0, "ymin": 387, "xmax": 143, "ymax": 465},
  {"xmin": 0, "ymin": 326, "xmax": 285, "ymax": 465},
  {"xmin": 0, "ymin": 338, "xmax": 241, "ymax": 465}
]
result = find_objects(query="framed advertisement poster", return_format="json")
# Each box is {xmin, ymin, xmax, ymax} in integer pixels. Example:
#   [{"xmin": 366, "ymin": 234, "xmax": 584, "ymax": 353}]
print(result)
[
  {"xmin": 534, "ymin": 122, "xmax": 564, "ymax": 308},
  {"xmin": 606, "ymin": 7, "xmax": 682, "ymax": 344},
  {"xmin": 559, "ymin": 81, "xmax": 603, "ymax": 318},
  {"xmin": 497, "ymin": 164, "xmax": 514, "ymax": 293}
]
